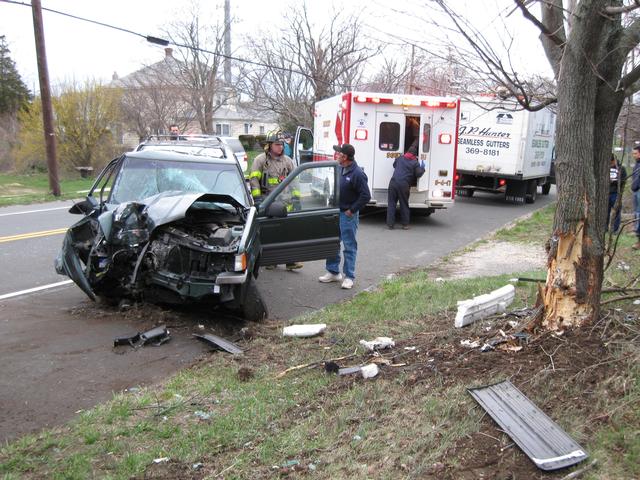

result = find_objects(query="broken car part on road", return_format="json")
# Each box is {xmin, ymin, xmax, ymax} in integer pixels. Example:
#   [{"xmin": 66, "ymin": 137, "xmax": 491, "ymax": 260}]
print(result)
[
  {"xmin": 468, "ymin": 380, "xmax": 588, "ymax": 471},
  {"xmin": 113, "ymin": 325, "xmax": 171, "ymax": 348},
  {"xmin": 193, "ymin": 333, "xmax": 243, "ymax": 355}
]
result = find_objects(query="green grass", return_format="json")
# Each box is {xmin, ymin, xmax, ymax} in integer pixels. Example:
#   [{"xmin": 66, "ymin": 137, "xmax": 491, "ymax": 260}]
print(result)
[
  {"xmin": 0, "ymin": 172, "xmax": 95, "ymax": 206},
  {"xmin": 493, "ymin": 202, "xmax": 556, "ymax": 244},
  {"xmin": 1, "ymin": 200, "xmax": 638, "ymax": 478}
]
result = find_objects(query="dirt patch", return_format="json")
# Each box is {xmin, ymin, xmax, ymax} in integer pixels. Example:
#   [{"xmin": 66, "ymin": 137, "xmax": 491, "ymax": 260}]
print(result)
[
  {"xmin": 431, "ymin": 240, "xmax": 547, "ymax": 280},
  {"xmin": 236, "ymin": 305, "xmax": 634, "ymax": 479}
]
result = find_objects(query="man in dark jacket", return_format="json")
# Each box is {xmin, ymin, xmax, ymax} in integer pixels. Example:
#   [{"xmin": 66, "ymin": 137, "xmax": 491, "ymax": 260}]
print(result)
[
  {"xmin": 607, "ymin": 154, "xmax": 627, "ymax": 233},
  {"xmin": 632, "ymin": 146, "xmax": 640, "ymax": 249},
  {"xmin": 318, "ymin": 143, "xmax": 371, "ymax": 289},
  {"xmin": 386, "ymin": 140, "xmax": 425, "ymax": 229}
]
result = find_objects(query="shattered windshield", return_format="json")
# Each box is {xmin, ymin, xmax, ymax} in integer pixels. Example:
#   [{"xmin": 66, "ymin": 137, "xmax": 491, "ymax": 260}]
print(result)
[
  {"xmin": 138, "ymin": 144, "xmax": 226, "ymax": 158},
  {"xmin": 110, "ymin": 157, "xmax": 249, "ymax": 207}
]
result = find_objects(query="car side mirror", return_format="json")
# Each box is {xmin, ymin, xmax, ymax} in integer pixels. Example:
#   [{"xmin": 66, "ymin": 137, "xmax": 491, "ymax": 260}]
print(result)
[
  {"xmin": 264, "ymin": 201, "xmax": 288, "ymax": 218},
  {"xmin": 69, "ymin": 198, "xmax": 96, "ymax": 215}
]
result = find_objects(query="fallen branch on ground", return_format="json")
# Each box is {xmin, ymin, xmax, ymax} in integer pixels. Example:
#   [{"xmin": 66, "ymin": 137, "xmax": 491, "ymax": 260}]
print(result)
[{"xmin": 276, "ymin": 349, "xmax": 357, "ymax": 378}]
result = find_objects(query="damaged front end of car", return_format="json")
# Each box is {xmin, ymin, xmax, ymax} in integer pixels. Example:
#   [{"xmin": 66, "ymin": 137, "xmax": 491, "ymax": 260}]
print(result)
[{"xmin": 56, "ymin": 192, "xmax": 256, "ymax": 307}]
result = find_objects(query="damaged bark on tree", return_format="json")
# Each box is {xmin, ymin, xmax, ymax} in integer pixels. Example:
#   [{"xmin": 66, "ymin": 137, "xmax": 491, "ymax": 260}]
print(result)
[{"xmin": 436, "ymin": 0, "xmax": 640, "ymax": 330}]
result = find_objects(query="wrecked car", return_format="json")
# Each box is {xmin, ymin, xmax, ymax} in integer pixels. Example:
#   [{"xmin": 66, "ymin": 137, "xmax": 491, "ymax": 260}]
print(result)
[{"xmin": 56, "ymin": 149, "xmax": 340, "ymax": 321}]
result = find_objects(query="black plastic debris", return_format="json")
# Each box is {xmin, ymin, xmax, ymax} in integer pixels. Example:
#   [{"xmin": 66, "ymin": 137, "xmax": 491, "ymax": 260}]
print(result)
[
  {"xmin": 114, "ymin": 325, "xmax": 171, "ymax": 348},
  {"xmin": 468, "ymin": 380, "xmax": 588, "ymax": 471},
  {"xmin": 193, "ymin": 333, "xmax": 243, "ymax": 355},
  {"xmin": 324, "ymin": 361, "xmax": 340, "ymax": 374}
]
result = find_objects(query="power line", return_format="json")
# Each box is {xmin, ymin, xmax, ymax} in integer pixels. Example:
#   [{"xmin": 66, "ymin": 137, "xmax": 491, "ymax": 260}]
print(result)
[{"xmin": 0, "ymin": 0, "xmax": 362, "ymax": 85}]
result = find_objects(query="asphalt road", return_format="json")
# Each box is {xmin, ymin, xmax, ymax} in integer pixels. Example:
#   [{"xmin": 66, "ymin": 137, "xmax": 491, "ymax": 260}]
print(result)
[{"xmin": 0, "ymin": 190, "xmax": 555, "ymax": 442}]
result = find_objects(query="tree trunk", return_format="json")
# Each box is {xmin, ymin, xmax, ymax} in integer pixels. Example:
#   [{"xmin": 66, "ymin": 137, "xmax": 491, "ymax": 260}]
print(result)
[{"xmin": 542, "ymin": 5, "xmax": 625, "ymax": 330}]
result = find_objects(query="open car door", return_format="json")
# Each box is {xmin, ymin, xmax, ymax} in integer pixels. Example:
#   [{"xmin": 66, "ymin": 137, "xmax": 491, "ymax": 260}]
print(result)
[{"xmin": 257, "ymin": 161, "xmax": 339, "ymax": 266}]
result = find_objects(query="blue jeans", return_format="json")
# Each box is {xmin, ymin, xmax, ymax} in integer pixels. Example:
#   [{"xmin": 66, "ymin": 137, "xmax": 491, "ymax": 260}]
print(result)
[
  {"xmin": 607, "ymin": 192, "xmax": 622, "ymax": 232},
  {"xmin": 326, "ymin": 211, "xmax": 359, "ymax": 280},
  {"xmin": 634, "ymin": 190, "xmax": 640, "ymax": 239}
]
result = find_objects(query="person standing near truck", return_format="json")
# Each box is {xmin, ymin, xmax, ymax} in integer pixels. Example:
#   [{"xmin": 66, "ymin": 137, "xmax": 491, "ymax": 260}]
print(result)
[
  {"xmin": 386, "ymin": 140, "xmax": 425, "ymax": 229},
  {"xmin": 632, "ymin": 146, "xmax": 640, "ymax": 249},
  {"xmin": 607, "ymin": 154, "xmax": 627, "ymax": 234},
  {"xmin": 318, "ymin": 144, "xmax": 371, "ymax": 289}
]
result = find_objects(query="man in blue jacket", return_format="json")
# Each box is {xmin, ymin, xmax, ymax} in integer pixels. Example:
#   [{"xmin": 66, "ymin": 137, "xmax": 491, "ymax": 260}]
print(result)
[
  {"xmin": 632, "ymin": 146, "xmax": 640, "ymax": 249},
  {"xmin": 318, "ymin": 143, "xmax": 371, "ymax": 289},
  {"xmin": 386, "ymin": 140, "xmax": 425, "ymax": 229}
]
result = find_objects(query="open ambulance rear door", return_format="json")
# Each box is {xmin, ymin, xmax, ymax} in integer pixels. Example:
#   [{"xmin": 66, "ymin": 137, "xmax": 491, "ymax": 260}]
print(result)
[{"xmin": 418, "ymin": 102, "xmax": 459, "ymax": 204}]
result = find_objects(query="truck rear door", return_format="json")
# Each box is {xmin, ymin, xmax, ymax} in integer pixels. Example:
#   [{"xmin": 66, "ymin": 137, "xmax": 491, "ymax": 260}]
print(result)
[
  {"xmin": 420, "ymin": 108, "xmax": 456, "ymax": 201},
  {"xmin": 417, "ymin": 112, "xmax": 433, "ymax": 192},
  {"xmin": 373, "ymin": 112, "xmax": 405, "ymax": 190}
]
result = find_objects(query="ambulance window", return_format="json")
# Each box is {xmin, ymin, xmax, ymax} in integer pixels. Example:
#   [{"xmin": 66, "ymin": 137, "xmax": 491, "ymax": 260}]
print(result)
[
  {"xmin": 422, "ymin": 123, "xmax": 431, "ymax": 153},
  {"xmin": 378, "ymin": 122, "xmax": 400, "ymax": 151}
]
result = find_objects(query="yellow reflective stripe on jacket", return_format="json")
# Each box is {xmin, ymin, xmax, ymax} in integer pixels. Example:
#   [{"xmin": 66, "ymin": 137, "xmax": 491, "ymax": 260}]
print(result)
[
  {"xmin": 286, "ymin": 203, "xmax": 293, "ymax": 212},
  {"xmin": 249, "ymin": 171, "xmax": 262, "ymax": 179},
  {"xmin": 251, "ymin": 188, "xmax": 261, "ymax": 197},
  {"xmin": 267, "ymin": 177, "xmax": 280, "ymax": 185},
  {"xmin": 291, "ymin": 189, "xmax": 301, "ymax": 197}
]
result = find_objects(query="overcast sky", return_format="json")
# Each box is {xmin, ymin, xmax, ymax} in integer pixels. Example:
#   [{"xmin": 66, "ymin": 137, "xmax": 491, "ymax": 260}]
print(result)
[{"xmin": 0, "ymin": 0, "xmax": 551, "ymax": 93}]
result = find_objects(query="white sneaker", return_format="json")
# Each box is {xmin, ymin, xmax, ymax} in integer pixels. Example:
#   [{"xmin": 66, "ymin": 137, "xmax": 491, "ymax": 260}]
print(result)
[
  {"xmin": 341, "ymin": 278, "xmax": 354, "ymax": 289},
  {"xmin": 318, "ymin": 272, "xmax": 343, "ymax": 283}
]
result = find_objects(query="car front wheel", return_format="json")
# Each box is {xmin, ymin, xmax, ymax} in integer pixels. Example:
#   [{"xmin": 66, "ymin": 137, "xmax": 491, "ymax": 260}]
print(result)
[{"xmin": 239, "ymin": 281, "xmax": 268, "ymax": 322}]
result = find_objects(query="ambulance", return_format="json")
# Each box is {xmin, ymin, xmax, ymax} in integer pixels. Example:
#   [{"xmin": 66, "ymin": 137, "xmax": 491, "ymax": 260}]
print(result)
[{"xmin": 293, "ymin": 91, "xmax": 460, "ymax": 215}]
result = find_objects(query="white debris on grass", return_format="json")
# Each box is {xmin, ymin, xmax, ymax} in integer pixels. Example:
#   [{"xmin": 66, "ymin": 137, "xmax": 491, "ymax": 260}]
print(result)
[
  {"xmin": 634, "ymin": 299, "xmax": 640, "ymax": 305},
  {"xmin": 359, "ymin": 337, "xmax": 395, "ymax": 351},
  {"xmin": 460, "ymin": 339, "xmax": 480, "ymax": 348},
  {"xmin": 361, "ymin": 364, "xmax": 379, "ymax": 379},
  {"xmin": 282, "ymin": 324, "xmax": 327, "ymax": 337},
  {"xmin": 454, "ymin": 284, "xmax": 515, "ymax": 328},
  {"xmin": 153, "ymin": 457, "xmax": 170, "ymax": 464}
]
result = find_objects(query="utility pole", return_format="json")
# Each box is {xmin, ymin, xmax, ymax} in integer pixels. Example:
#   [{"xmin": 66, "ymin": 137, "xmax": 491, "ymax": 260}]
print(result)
[
  {"xmin": 224, "ymin": 0, "xmax": 231, "ymax": 85},
  {"xmin": 32, "ymin": 0, "xmax": 60, "ymax": 196},
  {"xmin": 408, "ymin": 44, "xmax": 415, "ymax": 95}
]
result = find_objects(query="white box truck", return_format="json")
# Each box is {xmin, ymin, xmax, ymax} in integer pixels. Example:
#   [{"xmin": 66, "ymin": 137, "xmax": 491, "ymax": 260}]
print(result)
[
  {"xmin": 455, "ymin": 98, "xmax": 556, "ymax": 203},
  {"xmin": 293, "ymin": 91, "xmax": 460, "ymax": 215}
]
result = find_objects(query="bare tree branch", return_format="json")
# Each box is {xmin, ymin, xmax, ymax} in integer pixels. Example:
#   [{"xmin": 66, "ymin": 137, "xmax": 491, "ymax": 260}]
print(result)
[
  {"xmin": 604, "ymin": 1, "xmax": 640, "ymax": 15},
  {"xmin": 514, "ymin": 0, "xmax": 565, "ymax": 47}
]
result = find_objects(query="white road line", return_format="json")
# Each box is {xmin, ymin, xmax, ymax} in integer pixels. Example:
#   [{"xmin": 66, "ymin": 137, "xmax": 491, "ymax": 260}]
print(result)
[
  {"xmin": 0, "ymin": 280, "xmax": 74, "ymax": 300},
  {"xmin": 0, "ymin": 206, "xmax": 70, "ymax": 217}
]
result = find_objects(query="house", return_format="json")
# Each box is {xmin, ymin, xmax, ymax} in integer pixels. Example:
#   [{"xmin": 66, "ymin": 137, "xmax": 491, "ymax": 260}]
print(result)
[{"xmin": 111, "ymin": 48, "xmax": 278, "ymax": 147}]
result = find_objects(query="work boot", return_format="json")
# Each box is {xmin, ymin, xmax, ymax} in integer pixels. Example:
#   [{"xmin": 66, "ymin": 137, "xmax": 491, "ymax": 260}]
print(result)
[
  {"xmin": 402, "ymin": 225, "xmax": 410, "ymax": 230},
  {"xmin": 286, "ymin": 262, "xmax": 303, "ymax": 271},
  {"xmin": 319, "ymin": 272, "xmax": 343, "ymax": 283},
  {"xmin": 265, "ymin": 265, "xmax": 276, "ymax": 270}
]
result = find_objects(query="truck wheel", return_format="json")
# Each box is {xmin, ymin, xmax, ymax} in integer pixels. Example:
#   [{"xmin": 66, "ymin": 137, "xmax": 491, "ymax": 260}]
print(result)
[
  {"xmin": 525, "ymin": 180, "xmax": 537, "ymax": 204},
  {"xmin": 541, "ymin": 182, "xmax": 551, "ymax": 195}
]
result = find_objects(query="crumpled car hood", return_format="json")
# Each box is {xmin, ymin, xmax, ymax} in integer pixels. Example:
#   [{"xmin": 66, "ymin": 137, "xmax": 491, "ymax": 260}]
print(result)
[
  {"xmin": 56, "ymin": 191, "xmax": 247, "ymax": 301},
  {"xmin": 121, "ymin": 191, "xmax": 245, "ymax": 230}
]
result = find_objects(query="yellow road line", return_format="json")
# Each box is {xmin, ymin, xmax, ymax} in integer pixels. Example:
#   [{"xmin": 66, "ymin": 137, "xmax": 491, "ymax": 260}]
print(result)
[{"xmin": 0, "ymin": 227, "xmax": 68, "ymax": 243}]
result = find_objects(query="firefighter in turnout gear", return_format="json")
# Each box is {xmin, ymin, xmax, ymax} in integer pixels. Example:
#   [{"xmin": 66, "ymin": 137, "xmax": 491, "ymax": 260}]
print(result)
[{"xmin": 249, "ymin": 134, "xmax": 303, "ymax": 270}]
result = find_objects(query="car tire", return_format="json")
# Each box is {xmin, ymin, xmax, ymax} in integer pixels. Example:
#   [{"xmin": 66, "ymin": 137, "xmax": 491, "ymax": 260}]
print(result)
[{"xmin": 242, "ymin": 281, "xmax": 268, "ymax": 322}]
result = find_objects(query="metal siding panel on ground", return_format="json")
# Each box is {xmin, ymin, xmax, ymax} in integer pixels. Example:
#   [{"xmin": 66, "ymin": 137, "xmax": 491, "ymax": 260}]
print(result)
[{"xmin": 468, "ymin": 380, "xmax": 588, "ymax": 471}]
